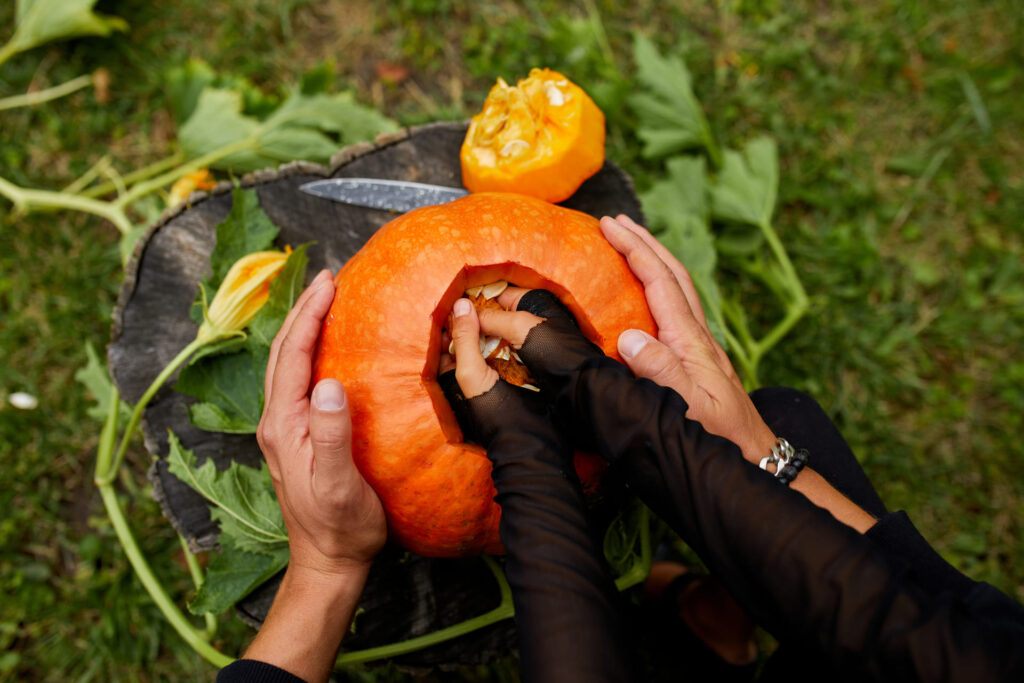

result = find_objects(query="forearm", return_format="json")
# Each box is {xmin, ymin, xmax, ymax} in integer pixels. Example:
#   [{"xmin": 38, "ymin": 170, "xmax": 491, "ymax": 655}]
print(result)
[
  {"xmin": 520, "ymin": 320, "xmax": 1024, "ymax": 679},
  {"xmin": 736, "ymin": 428, "xmax": 878, "ymax": 533},
  {"xmin": 470, "ymin": 382, "xmax": 636, "ymax": 683},
  {"xmin": 241, "ymin": 563, "xmax": 369, "ymax": 683}
]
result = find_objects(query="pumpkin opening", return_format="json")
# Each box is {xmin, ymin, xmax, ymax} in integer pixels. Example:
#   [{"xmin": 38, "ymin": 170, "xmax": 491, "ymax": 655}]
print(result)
[{"xmin": 424, "ymin": 262, "xmax": 602, "ymax": 446}]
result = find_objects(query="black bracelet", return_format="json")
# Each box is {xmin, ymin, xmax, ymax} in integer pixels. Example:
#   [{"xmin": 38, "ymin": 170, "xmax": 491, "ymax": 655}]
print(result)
[{"xmin": 777, "ymin": 448, "xmax": 809, "ymax": 486}]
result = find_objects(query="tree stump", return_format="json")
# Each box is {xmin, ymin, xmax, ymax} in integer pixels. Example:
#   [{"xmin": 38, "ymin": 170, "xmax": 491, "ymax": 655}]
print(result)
[{"xmin": 108, "ymin": 121, "xmax": 644, "ymax": 668}]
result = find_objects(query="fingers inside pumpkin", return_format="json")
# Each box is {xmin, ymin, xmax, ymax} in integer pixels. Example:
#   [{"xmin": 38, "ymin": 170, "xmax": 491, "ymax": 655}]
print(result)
[
  {"xmin": 450, "ymin": 298, "xmax": 500, "ymax": 399},
  {"xmin": 476, "ymin": 307, "xmax": 544, "ymax": 348}
]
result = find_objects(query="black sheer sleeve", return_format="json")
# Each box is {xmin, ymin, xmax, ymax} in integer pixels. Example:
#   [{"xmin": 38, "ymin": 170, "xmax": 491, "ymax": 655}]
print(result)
[
  {"xmin": 217, "ymin": 659, "xmax": 307, "ymax": 683},
  {"xmin": 440, "ymin": 372, "xmax": 637, "ymax": 683},
  {"xmin": 513, "ymin": 291, "xmax": 1024, "ymax": 683}
]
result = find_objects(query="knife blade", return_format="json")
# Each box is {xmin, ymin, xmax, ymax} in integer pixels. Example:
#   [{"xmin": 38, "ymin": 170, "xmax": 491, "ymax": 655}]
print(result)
[{"xmin": 299, "ymin": 178, "xmax": 469, "ymax": 213}]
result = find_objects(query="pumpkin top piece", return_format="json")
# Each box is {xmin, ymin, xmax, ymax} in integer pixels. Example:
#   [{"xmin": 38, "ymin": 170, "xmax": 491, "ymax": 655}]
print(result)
[{"xmin": 460, "ymin": 69, "xmax": 605, "ymax": 203}]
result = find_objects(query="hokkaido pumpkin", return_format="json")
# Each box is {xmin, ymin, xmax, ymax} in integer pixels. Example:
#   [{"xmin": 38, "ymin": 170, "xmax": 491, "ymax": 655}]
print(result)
[
  {"xmin": 312, "ymin": 193, "xmax": 656, "ymax": 557},
  {"xmin": 460, "ymin": 68, "xmax": 605, "ymax": 203}
]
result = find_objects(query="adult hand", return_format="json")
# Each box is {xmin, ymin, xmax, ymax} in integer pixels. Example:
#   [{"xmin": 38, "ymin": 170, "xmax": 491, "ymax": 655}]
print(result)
[
  {"xmin": 598, "ymin": 215, "xmax": 776, "ymax": 463},
  {"xmin": 237, "ymin": 270, "xmax": 387, "ymax": 683},
  {"xmin": 472, "ymin": 216, "xmax": 777, "ymax": 464},
  {"xmin": 258, "ymin": 269, "xmax": 387, "ymax": 576}
]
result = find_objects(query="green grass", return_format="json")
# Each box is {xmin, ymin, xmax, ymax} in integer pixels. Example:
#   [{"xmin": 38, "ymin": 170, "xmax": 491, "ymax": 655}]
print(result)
[{"xmin": 1, "ymin": 0, "xmax": 1021, "ymax": 679}]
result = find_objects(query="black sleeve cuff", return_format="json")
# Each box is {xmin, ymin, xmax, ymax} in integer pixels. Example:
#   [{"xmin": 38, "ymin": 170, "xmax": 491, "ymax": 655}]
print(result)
[{"xmin": 217, "ymin": 659, "xmax": 308, "ymax": 683}]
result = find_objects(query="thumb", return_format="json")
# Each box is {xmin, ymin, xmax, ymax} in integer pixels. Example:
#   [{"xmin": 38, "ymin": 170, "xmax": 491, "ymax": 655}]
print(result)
[
  {"xmin": 308, "ymin": 378, "xmax": 354, "ymax": 483},
  {"xmin": 618, "ymin": 329, "xmax": 701, "ymax": 405},
  {"xmin": 451, "ymin": 298, "xmax": 498, "ymax": 398}
]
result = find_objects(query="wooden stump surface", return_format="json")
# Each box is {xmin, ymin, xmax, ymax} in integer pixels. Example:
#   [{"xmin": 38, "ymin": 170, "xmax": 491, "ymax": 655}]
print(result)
[{"xmin": 108, "ymin": 121, "xmax": 644, "ymax": 668}]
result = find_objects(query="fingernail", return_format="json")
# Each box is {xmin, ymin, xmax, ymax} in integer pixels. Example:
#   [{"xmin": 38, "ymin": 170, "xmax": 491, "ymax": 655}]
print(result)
[
  {"xmin": 603, "ymin": 216, "xmax": 625, "ymax": 231},
  {"xmin": 453, "ymin": 299, "xmax": 471, "ymax": 318},
  {"xmin": 313, "ymin": 379, "xmax": 346, "ymax": 411},
  {"xmin": 619, "ymin": 329, "xmax": 649, "ymax": 359}
]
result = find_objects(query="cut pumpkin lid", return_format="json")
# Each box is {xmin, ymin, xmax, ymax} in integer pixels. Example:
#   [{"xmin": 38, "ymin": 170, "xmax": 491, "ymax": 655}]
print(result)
[{"xmin": 460, "ymin": 68, "xmax": 605, "ymax": 203}]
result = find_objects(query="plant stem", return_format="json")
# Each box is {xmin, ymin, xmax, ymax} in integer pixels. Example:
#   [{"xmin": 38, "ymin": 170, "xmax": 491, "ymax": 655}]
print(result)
[
  {"xmin": 98, "ymin": 337, "xmax": 207, "ymax": 485},
  {"xmin": 0, "ymin": 175, "xmax": 133, "ymax": 234},
  {"xmin": 79, "ymin": 151, "xmax": 185, "ymax": 199},
  {"xmin": 0, "ymin": 74, "xmax": 93, "ymax": 111},
  {"xmin": 613, "ymin": 506, "xmax": 651, "ymax": 591},
  {"xmin": 113, "ymin": 139, "xmax": 253, "ymax": 210},
  {"xmin": 758, "ymin": 220, "xmax": 807, "ymax": 308},
  {"xmin": 99, "ymin": 480, "xmax": 232, "ymax": 667},
  {"xmin": 721, "ymin": 299, "xmax": 759, "ymax": 388},
  {"xmin": 63, "ymin": 155, "xmax": 113, "ymax": 195},
  {"xmin": 179, "ymin": 534, "xmax": 218, "ymax": 639},
  {"xmin": 0, "ymin": 41, "xmax": 18, "ymax": 69},
  {"xmin": 753, "ymin": 296, "xmax": 808, "ymax": 361},
  {"xmin": 337, "ymin": 556, "xmax": 515, "ymax": 665},
  {"xmin": 95, "ymin": 389, "xmax": 231, "ymax": 667}
]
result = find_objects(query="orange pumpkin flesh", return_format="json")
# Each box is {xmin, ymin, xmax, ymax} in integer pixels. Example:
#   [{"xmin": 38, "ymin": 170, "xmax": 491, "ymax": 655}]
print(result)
[
  {"xmin": 313, "ymin": 193, "xmax": 656, "ymax": 557},
  {"xmin": 460, "ymin": 68, "xmax": 605, "ymax": 203}
]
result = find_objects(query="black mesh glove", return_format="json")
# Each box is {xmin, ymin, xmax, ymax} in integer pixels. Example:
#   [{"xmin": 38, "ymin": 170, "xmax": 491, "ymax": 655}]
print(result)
[
  {"xmin": 440, "ymin": 372, "xmax": 637, "ymax": 683},
  {"xmin": 511, "ymin": 290, "xmax": 1024, "ymax": 683}
]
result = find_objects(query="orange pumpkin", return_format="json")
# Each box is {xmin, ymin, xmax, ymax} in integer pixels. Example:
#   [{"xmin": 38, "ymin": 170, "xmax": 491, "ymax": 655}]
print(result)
[
  {"xmin": 460, "ymin": 69, "xmax": 605, "ymax": 203},
  {"xmin": 313, "ymin": 193, "xmax": 656, "ymax": 556}
]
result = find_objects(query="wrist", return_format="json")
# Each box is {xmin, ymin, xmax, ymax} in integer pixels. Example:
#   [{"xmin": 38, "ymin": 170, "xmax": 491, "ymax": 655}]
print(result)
[
  {"xmin": 287, "ymin": 549, "xmax": 373, "ymax": 592},
  {"xmin": 740, "ymin": 426, "xmax": 778, "ymax": 466}
]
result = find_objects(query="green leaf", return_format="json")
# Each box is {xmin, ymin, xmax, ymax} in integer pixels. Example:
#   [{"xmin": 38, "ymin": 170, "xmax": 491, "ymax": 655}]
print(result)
[
  {"xmin": 209, "ymin": 187, "xmax": 280, "ymax": 286},
  {"xmin": 715, "ymin": 223, "xmax": 765, "ymax": 256},
  {"xmin": 191, "ymin": 187, "xmax": 279, "ymax": 324},
  {"xmin": 631, "ymin": 33, "xmax": 718, "ymax": 164},
  {"xmin": 180, "ymin": 246, "xmax": 310, "ymax": 433},
  {"xmin": 710, "ymin": 137, "xmax": 778, "ymax": 229},
  {"xmin": 188, "ymin": 543, "xmax": 289, "ymax": 616},
  {"xmin": 178, "ymin": 88, "xmax": 399, "ymax": 173},
  {"xmin": 166, "ymin": 58, "xmax": 217, "ymax": 124},
  {"xmin": 178, "ymin": 89, "xmax": 263, "ymax": 171},
  {"xmin": 186, "ymin": 400, "xmax": 260, "ymax": 434},
  {"xmin": 642, "ymin": 156, "xmax": 728, "ymax": 348},
  {"xmin": 166, "ymin": 432, "xmax": 288, "ymax": 552},
  {"xmin": 74, "ymin": 342, "xmax": 132, "ymax": 426},
  {"xmin": 176, "ymin": 345, "xmax": 268, "ymax": 434},
  {"xmin": 263, "ymin": 89, "xmax": 400, "ymax": 145},
  {"xmin": 6, "ymin": 0, "xmax": 127, "ymax": 60}
]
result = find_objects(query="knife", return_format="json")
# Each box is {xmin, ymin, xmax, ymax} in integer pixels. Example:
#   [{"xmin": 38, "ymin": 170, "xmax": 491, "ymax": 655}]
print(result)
[{"xmin": 299, "ymin": 178, "xmax": 469, "ymax": 213}]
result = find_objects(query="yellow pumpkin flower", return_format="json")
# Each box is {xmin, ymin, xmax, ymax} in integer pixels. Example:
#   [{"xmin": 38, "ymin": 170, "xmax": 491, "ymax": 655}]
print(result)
[
  {"xmin": 168, "ymin": 169, "xmax": 217, "ymax": 207},
  {"xmin": 196, "ymin": 250, "xmax": 289, "ymax": 343}
]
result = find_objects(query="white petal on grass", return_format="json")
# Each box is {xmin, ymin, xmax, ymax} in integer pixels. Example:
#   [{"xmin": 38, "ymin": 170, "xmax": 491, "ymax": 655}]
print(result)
[{"xmin": 9, "ymin": 392, "xmax": 39, "ymax": 410}]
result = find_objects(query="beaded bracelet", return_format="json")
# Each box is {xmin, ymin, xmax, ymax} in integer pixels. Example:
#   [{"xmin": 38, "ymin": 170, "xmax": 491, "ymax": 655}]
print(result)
[
  {"xmin": 758, "ymin": 438, "xmax": 809, "ymax": 486},
  {"xmin": 777, "ymin": 448, "xmax": 809, "ymax": 486}
]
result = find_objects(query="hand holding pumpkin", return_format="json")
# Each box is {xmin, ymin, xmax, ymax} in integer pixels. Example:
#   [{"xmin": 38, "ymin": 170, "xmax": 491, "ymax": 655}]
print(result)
[
  {"xmin": 257, "ymin": 269, "xmax": 387, "ymax": 576},
  {"xmin": 598, "ymin": 215, "xmax": 777, "ymax": 464}
]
